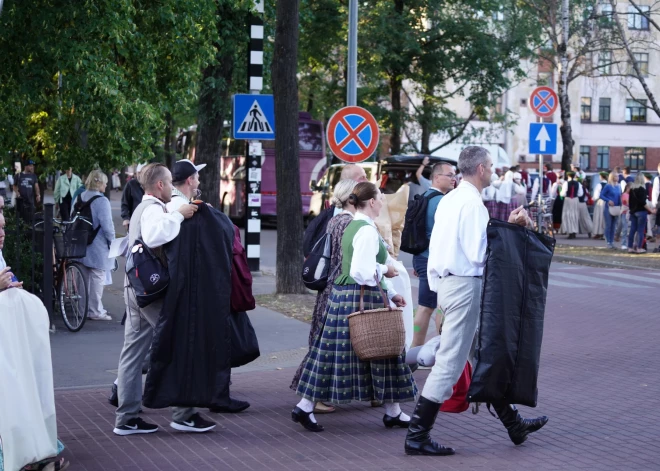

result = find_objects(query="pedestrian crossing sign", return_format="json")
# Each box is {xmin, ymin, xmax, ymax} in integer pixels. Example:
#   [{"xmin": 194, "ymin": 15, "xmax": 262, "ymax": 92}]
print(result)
[{"xmin": 233, "ymin": 94, "xmax": 275, "ymax": 140}]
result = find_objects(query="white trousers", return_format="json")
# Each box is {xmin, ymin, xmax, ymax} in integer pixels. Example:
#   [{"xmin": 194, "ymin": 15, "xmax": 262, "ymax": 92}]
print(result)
[
  {"xmin": 421, "ymin": 276, "xmax": 482, "ymax": 403},
  {"xmin": 81, "ymin": 265, "xmax": 106, "ymax": 318}
]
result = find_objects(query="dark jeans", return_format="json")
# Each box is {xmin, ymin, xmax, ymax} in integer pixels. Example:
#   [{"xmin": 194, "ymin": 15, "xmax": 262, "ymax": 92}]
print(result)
[{"xmin": 628, "ymin": 211, "xmax": 647, "ymax": 249}]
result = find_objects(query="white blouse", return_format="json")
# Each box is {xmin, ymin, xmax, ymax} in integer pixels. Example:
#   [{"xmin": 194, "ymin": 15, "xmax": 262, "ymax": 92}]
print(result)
[{"xmin": 349, "ymin": 212, "xmax": 397, "ymax": 299}]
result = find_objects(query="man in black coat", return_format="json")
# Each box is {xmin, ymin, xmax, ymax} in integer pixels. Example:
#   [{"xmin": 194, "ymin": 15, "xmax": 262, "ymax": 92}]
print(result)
[
  {"xmin": 120, "ymin": 163, "xmax": 146, "ymax": 232},
  {"xmin": 303, "ymin": 163, "xmax": 368, "ymax": 257}
]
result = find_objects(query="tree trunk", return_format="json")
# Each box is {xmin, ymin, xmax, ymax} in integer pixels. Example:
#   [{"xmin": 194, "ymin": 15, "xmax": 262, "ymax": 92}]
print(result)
[
  {"xmin": 420, "ymin": 97, "xmax": 431, "ymax": 155},
  {"xmin": 195, "ymin": 56, "xmax": 234, "ymax": 209},
  {"xmin": 272, "ymin": 0, "xmax": 306, "ymax": 294},
  {"xmin": 164, "ymin": 112, "xmax": 175, "ymax": 170},
  {"xmin": 558, "ymin": 0, "xmax": 573, "ymax": 171},
  {"xmin": 389, "ymin": 74, "xmax": 403, "ymax": 155}
]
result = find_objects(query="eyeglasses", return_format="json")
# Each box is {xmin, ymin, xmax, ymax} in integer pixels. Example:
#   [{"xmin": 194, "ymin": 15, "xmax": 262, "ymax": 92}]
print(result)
[{"xmin": 437, "ymin": 173, "xmax": 457, "ymax": 180}]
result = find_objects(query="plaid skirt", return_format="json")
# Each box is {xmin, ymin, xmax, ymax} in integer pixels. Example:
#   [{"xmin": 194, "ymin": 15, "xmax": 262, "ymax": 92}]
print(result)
[
  {"xmin": 296, "ymin": 284, "xmax": 418, "ymax": 404},
  {"xmin": 484, "ymin": 200, "xmax": 498, "ymax": 219},
  {"xmin": 491, "ymin": 201, "xmax": 518, "ymax": 221}
]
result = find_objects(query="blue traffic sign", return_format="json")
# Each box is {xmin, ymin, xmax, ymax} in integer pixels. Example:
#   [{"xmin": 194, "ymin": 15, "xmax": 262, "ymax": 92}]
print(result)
[
  {"xmin": 528, "ymin": 123, "xmax": 557, "ymax": 155},
  {"xmin": 233, "ymin": 94, "xmax": 275, "ymax": 140}
]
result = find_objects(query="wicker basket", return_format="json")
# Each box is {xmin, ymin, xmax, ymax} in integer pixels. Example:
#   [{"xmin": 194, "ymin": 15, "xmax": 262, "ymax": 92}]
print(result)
[{"xmin": 347, "ymin": 284, "xmax": 405, "ymax": 361}]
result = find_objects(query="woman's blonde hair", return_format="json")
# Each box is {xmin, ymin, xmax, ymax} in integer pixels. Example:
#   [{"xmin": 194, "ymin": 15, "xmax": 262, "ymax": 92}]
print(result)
[
  {"xmin": 86, "ymin": 169, "xmax": 108, "ymax": 191},
  {"xmin": 331, "ymin": 179, "xmax": 359, "ymax": 208},
  {"xmin": 608, "ymin": 171, "xmax": 618, "ymax": 185}
]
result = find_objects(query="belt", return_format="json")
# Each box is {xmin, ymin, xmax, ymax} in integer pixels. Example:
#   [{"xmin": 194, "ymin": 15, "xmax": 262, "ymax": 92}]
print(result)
[{"xmin": 443, "ymin": 273, "xmax": 482, "ymax": 279}]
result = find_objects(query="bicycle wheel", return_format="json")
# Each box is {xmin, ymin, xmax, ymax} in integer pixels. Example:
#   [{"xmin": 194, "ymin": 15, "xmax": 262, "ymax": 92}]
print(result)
[{"xmin": 59, "ymin": 262, "xmax": 88, "ymax": 332}]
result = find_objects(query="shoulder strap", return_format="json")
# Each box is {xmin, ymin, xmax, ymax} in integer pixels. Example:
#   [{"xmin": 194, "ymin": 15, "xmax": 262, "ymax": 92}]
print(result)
[
  {"xmin": 76, "ymin": 194, "xmax": 102, "ymax": 211},
  {"xmin": 129, "ymin": 199, "xmax": 163, "ymax": 247},
  {"xmin": 425, "ymin": 190, "xmax": 442, "ymax": 201}
]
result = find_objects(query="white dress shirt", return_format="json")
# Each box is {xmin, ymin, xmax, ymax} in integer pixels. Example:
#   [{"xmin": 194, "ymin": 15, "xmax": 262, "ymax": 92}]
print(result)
[
  {"xmin": 0, "ymin": 250, "xmax": 6, "ymax": 271},
  {"xmin": 349, "ymin": 212, "xmax": 397, "ymax": 299},
  {"xmin": 166, "ymin": 188, "xmax": 190, "ymax": 213},
  {"xmin": 562, "ymin": 179, "xmax": 584, "ymax": 198},
  {"xmin": 427, "ymin": 180, "xmax": 490, "ymax": 290},
  {"xmin": 140, "ymin": 195, "xmax": 184, "ymax": 249},
  {"xmin": 652, "ymin": 176, "xmax": 660, "ymax": 207}
]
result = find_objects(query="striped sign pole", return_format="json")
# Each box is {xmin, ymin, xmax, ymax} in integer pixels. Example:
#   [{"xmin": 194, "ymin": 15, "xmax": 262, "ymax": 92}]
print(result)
[{"xmin": 245, "ymin": 1, "xmax": 264, "ymax": 272}]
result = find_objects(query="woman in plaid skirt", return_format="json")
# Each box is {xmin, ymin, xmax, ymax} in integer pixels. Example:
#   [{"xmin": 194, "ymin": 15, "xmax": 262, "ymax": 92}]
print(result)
[{"xmin": 292, "ymin": 182, "xmax": 417, "ymax": 432}]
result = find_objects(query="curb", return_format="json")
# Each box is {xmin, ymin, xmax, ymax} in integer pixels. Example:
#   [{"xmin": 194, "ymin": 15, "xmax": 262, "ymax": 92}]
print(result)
[{"xmin": 553, "ymin": 254, "xmax": 660, "ymax": 271}]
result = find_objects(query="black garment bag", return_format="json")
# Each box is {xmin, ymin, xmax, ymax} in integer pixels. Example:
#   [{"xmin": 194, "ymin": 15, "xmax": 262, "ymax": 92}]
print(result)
[{"xmin": 468, "ymin": 219, "xmax": 555, "ymax": 407}]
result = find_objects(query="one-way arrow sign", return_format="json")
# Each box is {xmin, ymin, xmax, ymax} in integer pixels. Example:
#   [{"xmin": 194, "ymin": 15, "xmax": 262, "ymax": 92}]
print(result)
[{"xmin": 529, "ymin": 123, "xmax": 557, "ymax": 155}]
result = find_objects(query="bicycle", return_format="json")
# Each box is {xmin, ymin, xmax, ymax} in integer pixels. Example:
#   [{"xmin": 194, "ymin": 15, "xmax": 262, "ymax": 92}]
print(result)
[{"xmin": 35, "ymin": 216, "xmax": 91, "ymax": 332}]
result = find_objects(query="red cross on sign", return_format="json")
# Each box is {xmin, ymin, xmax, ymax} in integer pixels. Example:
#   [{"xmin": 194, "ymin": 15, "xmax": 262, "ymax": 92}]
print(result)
[{"xmin": 326, "ymin": 106, "xmax": 380, "ymax": 163}]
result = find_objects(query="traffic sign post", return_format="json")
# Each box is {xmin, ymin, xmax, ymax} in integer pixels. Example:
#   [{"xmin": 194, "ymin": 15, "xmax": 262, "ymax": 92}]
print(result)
[
  {"xmin": 326, "ymin": 106, "xmax": 379, "ymax": 163},
  {"xmin": 529, "ymin": 123, "xmax": 557, "ymax": 155},
  {"xmin": 233, "ymin": 94, "xmax": 275, "ymax": 141}
]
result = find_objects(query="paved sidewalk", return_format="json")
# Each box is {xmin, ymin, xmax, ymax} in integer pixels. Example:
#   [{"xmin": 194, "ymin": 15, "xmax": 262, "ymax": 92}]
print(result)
[{"xmin": 54, "ymin": 264, "xmax": 660, "ymax": 470}]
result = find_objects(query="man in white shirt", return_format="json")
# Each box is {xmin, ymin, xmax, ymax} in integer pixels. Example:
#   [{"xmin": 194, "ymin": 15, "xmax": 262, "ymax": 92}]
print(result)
[
  {"xmin": 113, "ymin": 163, "xmax": 219, "ymax": 436},
  {"xmin": 166, "ymin": 159, "xmax": 206, "ymax": 212},
  {"xmin": 404, "ymin": 146, "xmax": 547, "ymax": 457}
]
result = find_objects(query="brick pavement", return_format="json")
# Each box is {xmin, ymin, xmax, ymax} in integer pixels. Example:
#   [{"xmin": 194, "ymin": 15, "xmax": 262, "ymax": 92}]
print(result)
[{"xmin": 54, "ymin": 265, "xmax": 660, "ymax": 470}]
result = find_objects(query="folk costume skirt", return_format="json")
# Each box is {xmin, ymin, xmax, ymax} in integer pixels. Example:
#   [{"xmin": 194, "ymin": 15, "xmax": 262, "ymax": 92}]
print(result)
[
  {"xmin": 296, "ymin": 284, "xmax": 417, "ymax": 405},
  {"xmin": 592, "ymin": 200, "xmax": 606, "ymax": 236},
  {"xmin": 561, "ymin": 197, "xmax": 580, "ymax": 234}
]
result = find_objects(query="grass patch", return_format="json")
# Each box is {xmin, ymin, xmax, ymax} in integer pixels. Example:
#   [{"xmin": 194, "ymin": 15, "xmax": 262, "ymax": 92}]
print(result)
[{"xmin": 254, "ymin": 293, "xmax": 317, "ymax": 323}]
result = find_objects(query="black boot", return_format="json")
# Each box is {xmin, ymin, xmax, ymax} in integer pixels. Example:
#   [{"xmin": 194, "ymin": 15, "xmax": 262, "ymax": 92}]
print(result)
[
  {"xmin": 404, "ymin": 396, "xmax": 455, "ymax": 456},
  {"xmin": 492, "ymin": 402, "xmax": 548, "ymax": 445}
]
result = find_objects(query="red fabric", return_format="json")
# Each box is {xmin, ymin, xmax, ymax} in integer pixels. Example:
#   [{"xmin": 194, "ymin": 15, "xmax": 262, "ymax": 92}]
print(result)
[
  {"xmin": 440, "ymin": 362, "xmax": 472, "ymax": 413},
  {"xmin": 546, "ymin": 171, "xmax": 557, "ymax": 185},
  {"xmin": 231, "ymin": 225, "xmax": 256, "ymax": 312}
]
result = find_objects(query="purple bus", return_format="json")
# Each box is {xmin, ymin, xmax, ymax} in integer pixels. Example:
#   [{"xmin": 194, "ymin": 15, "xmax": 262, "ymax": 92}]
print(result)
[{"xmin": 220, "ymin": 112, "xmax": 327, "ymax": 221}]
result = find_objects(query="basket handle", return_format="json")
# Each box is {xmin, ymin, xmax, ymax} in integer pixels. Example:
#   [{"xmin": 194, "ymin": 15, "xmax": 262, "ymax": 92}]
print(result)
[{"xmin": 359, "ymin": 273, "xmax": 391, "ymax": 312}]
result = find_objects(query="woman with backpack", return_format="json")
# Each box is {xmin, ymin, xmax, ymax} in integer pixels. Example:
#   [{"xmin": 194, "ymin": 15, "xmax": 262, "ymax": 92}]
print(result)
[
  {"xmin": 290, "ymin": 179, "xmax": 358, "ymax": 414},
  {"xmin": 76, "ymin": 170, "xmax": 115, "ymax": 321},
  {"xmin": 292, "ymin": 182, "xmax": 416, "ymax": 432}
]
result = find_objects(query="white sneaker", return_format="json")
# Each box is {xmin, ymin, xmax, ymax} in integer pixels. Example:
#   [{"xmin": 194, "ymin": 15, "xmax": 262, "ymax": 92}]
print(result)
[
  {"xmin": 621, "ymin": 245, "xmax": 628, "ymax": 250},
  {"xmin": 88, "ymin": 313, "xmax": 112, "ymax": 321}
]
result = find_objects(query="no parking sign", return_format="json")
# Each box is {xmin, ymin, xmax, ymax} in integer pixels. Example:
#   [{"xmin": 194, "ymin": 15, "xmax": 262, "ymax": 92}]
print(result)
[{"xmin": 326, "ymin": 106, "xmax": 380, "ymax": 163}]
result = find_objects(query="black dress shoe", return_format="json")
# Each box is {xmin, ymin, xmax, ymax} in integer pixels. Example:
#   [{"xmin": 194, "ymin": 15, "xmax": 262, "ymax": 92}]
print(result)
[
  {"xmin": 108, "ymin": 383, "xmax": 118, "ymax": 407},
  {"xmin": 291, "ymin": 406, "xmax": 324, "ymax": 432},
  {"xmin": 404, "ymin": 396, "xmax": 455, "ymax": 456},
  {"xmin": 209, "ymin": 398, "xmax": 250, "ymax": 414},
  {"xmin": 492, "ymin": 402, "xmax": 548, "ymax": 445},
  {"xmin": 383, "ymin": 413, "xmax": 410, "ymax": 428}
]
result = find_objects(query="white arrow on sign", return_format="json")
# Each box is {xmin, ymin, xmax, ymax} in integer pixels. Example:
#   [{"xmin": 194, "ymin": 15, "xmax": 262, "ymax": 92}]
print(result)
[{"xmin": 535, "ymin": 125, "xmax": 551, "ymax": 152}]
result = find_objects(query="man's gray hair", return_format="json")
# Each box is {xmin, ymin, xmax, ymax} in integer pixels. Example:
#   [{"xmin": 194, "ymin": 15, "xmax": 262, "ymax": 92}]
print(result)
[{"xmin": 458, "ymin": 146, "xmax": 490, "ymax": 177}]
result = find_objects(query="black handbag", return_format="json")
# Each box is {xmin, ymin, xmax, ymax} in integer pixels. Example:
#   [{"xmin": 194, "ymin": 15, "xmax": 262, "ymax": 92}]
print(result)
[
  {"xmin": 230, "ymin": 311, "xmax": 261, "ymax": 368},
  {"xmin": 125, "ymin": 238, "xmax": 169, "ymax": 308}
]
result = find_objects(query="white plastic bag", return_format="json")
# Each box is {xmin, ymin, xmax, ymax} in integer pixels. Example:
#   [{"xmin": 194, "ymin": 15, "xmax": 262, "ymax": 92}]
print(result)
[
  {"xmin": 388, "ymin": 259, "xmax": 414, "ymax": 350},
  {"xmin": 0, "ymin": 289, "xmax": 58, "ymax": 471}
]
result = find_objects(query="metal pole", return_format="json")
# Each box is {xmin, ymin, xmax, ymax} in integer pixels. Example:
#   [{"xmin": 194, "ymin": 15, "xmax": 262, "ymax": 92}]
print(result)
[
  {"xmin": 42, "ymin": 203, "xmax": 54, "ymax": 328},
  {"xmin": 538, "ymin": 117, "xmax": 543, "ymax": 232},
  {"xmin": 347, "ymin": 0, "xmax": 358, "ymax": 106}
]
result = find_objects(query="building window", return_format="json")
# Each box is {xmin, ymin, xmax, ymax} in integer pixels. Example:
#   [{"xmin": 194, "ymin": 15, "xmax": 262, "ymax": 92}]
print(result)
[
  {"xmin": 626, "ymin": 99, "xmax": 647, "ymax": 122},
  {"xmin": 628, "ymin": 5, "xmax": 650, "ymax": 30},
  {"xmin": 580, "ymin": 98, "xmax": 592, "ymax": 121},
  {"xmin": 579, "ymin": 146, "xmax": 590, "ymax": 170},
  {"xmin": 624, "ymin": 147, "xmax": 646, "ymax": 170},
  {"xmin": 597, "ymin": 146, "xmax": 610, "ymax": 169},
  {"xmin": 599, "ymin": 98, "xmax": 611, "ymax": 122},
  {"xmin": 629, "ymin": 52, "xmax": 649, "ymax": 76},
  {"xmin": 599, "ymin": 3, "xmax": 613, "ymax": 28},
  {"xmin": 598, "ymin": 51, "xmax": 612, "ymax": 75}
]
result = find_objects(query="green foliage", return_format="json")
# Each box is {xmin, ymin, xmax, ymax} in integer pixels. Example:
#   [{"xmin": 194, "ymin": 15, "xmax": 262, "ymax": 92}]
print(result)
[
  {"xmin": 0, "ymin": 0, "xmax": 218, "ymax": 176},
  {"xmin": 296, "ymin": 0, "xmax": 543, "ymax": 155},
  {"xmin": 2, "ymin": 206, "xmax": 43, "ymax": 294}
]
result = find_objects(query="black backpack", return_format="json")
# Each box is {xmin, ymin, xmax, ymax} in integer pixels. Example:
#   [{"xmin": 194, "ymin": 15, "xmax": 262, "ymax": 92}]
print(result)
[
  {"xmin": 125, "ymin": 238, "xmax": 170, "ymax": 308},
  {"xmin": 400, "ymin": 190, "xmax": 442, "ymax": 255},
  {"xmin": 71, "ymin": 195, "xmax": 102, "ymax": 245},
  {"xmin": 302, "ymin": 231, "xmax": 336, "ymax": 291}
]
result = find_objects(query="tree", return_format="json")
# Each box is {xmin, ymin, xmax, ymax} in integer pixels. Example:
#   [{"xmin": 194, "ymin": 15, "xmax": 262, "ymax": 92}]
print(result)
[
  {"xmin": 521, "ymin": 0, "xmax": 627, "ymax": 170},
  {"xmin": 0, "ymin": 1, "xmax": 216, "ymax": 175},
  {"xmin": 195, "ymin": 1, "xmax": 252, "ymax": 209},
  {"xmin": 272, "ymin": 0, "xmax": 306, "ymax": 293}
]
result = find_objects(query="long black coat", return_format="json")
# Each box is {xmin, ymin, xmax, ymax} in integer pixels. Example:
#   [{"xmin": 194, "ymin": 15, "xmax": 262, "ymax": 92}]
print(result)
[
  {"xmin": 468, "ymin": 219, "xmax": 555, "ymax": 408},
  {"xmin": 143, "ymin": 204, "xmax": 234, "ymax": 409}
]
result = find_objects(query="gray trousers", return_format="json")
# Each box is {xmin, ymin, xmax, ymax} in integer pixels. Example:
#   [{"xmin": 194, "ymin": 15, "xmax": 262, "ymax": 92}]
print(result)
[
  {"xmin": 422, "ymin": 276, "xmax": 482, "ymax": 403},
  {"xmin": 115, "ymin": 283, "xmax": 195, "ymax": 427}
]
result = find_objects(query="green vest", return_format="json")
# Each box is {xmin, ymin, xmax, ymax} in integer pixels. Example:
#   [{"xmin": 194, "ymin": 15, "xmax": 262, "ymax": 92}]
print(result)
[{"xmin": 334, "ymin": 219, "xmax": 388, "ymax": 288}]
